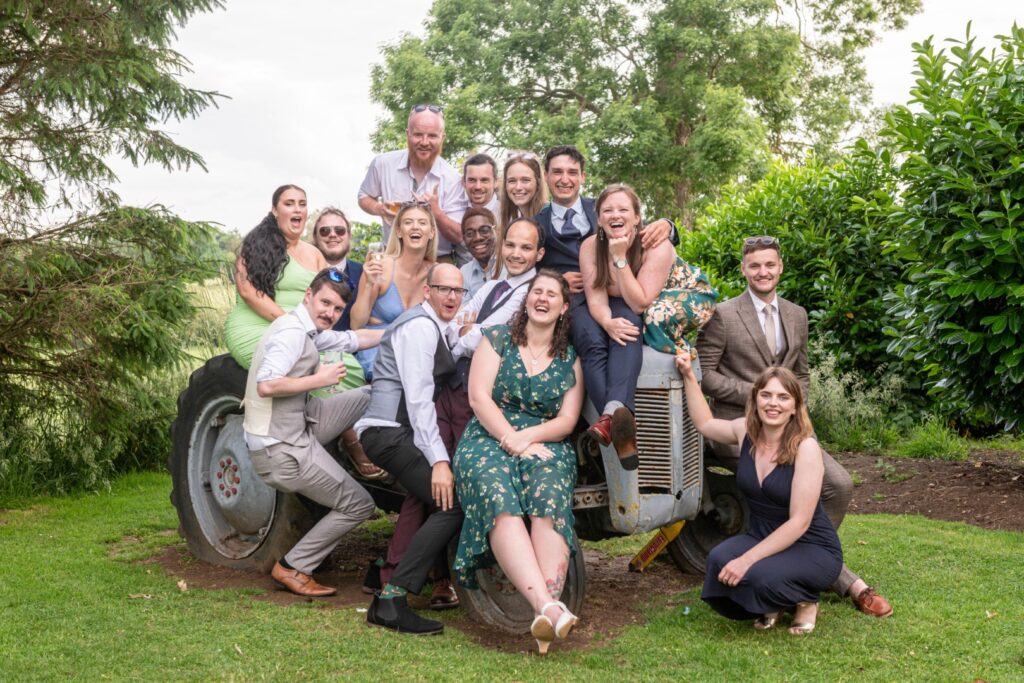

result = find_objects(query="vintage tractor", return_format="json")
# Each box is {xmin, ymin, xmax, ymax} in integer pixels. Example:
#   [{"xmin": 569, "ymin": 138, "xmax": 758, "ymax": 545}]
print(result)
[{"xmin": 169, "ymin": 347, "xmax": 747, "ymax": 633}]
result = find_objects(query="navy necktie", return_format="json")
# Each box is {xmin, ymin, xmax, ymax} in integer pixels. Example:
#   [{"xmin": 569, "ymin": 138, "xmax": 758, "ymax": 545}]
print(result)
[{"xmin": 562, "ymin": 208, "xmax": 577, "ymax": 236}]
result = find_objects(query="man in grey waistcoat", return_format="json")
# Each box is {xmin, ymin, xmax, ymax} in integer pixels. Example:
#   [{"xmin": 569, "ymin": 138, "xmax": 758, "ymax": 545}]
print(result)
[
  {"xmin": 244, "ymin": 269, "xmax": 384, "ymax": 597},
  {"xmin": 356, "ymin": 263, "xmax": 467, "ymax": 635}
]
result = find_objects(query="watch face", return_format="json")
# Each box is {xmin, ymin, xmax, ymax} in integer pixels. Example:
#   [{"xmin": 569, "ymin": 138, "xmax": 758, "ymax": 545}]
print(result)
[{"xmin": 614, "ymin": 258, "xmax": 627, "ymax": 268}]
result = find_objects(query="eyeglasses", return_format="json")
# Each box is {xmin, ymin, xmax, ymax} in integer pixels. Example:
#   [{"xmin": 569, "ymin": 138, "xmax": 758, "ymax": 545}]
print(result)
[
  {"xmin": 429, "ymin": 284, "xmax": 469, "ymax": 298},
  {"xmin": 317, "ymin": 225, "xmax": 349, "ymax": 237},
  {"xmin": 462, "ymin": 225, "xmax": 494, "ymax": 240},
  {"xmin": 411, "ymin": 104, "xmax": 443, "ymax": 114},
  {"xmin": 742, "ymin": 236, "xmax": 780, "ymax": 254}
]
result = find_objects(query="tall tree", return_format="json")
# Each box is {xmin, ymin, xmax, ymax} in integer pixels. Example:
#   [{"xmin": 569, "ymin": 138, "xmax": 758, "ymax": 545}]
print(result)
[
  {"xmin": 370, "ymin": 0, "xmax": 919, "ymax": 223},
  {"xmin": 1, "ymin": 1, "xmax": 223, "ymax": 493}
]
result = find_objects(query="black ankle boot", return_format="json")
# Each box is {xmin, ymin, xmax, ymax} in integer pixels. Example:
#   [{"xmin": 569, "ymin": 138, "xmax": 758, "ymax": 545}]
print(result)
[
  {"xmin": 362, "ymin": 560, "xmax": 382, "ymax": 595},
  {"xmin": 367, "ymin": 593, "xmax": 444, "ymax": 635}
]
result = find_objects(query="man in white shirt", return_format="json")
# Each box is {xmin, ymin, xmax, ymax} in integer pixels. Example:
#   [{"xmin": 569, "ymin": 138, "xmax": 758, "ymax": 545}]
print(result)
[
  {"xmin": 695, "ymin": 236, "xmax": 893, "ymax": 619},
  {"xmin": 243, "ymin": 269, "xmax": 384, "ymax": 597},
  {"xmin": 356, "ymin": 263, "xmax": 467, "ymax": 635},
  {"xmin": 357, "ymin": 104, "xmax": 469, "ymax": 263}
]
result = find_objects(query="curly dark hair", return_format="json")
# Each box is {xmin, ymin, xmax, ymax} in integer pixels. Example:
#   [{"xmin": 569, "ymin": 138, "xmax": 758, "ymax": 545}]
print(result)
[
  {"xmin": 508, "ymin": 269, "xmax": 573, "ymax": 360},
  {"xmin": 238, "ymin": 184, "xmax": 304, "ymax": 298}
]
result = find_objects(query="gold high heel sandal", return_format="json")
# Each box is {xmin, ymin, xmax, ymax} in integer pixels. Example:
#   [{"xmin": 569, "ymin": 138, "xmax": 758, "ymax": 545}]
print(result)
[
  {"xmin": 754, "ymin": 612, "xmax": 780, "ymax": 631},
  {"xmin": 788, "ymin": 602, "xmax": 817, "ymax": 636}
]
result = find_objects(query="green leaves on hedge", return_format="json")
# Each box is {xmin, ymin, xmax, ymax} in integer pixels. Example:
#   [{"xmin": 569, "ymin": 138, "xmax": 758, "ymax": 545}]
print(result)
[{"xmin": 881, "ymin": 26, "xmax": 1024, "ymax": 428}]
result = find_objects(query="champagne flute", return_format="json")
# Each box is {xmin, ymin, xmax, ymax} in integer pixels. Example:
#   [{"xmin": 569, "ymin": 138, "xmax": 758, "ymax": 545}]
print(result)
[{"xmin": 366, "ymin": 241, "xmax": 385, "ymax": 284}]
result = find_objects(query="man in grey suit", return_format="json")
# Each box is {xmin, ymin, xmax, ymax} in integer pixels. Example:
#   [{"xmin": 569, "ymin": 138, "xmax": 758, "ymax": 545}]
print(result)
[{"xmin": 695, "ymin": 236, "xmax": 893, "ymax": 618}]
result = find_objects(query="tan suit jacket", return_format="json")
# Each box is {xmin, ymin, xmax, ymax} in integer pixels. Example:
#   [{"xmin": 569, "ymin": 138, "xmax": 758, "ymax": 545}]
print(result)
[{"xmin": 695, "ymin": 290, "xmax": 809, "ymax": 420}]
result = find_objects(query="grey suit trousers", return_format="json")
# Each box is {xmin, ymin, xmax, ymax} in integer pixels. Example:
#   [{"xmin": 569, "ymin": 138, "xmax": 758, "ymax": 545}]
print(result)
[
  {"xmin": 249, "ymin": 387, "xmax": 375, "ymax": 575},
  {"xmin": 709, "ymin": 439, "xmax": 859, "ymax": 596}
]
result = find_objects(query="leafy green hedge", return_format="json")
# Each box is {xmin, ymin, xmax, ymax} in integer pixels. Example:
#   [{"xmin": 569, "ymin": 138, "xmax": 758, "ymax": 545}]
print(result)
[
  {"xmin": 881, "ymin": 27, "xmax": 1024, "ymax": 428},
  {"xmin": 681, "ymin": 145, "xmax": 907, "ymax": 382}
]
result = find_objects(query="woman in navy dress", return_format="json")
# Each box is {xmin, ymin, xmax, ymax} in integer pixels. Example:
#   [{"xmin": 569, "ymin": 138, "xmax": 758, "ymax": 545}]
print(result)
[{"xmin": 675, "ymin": 357, "xmax": 843, "ymax": 635}]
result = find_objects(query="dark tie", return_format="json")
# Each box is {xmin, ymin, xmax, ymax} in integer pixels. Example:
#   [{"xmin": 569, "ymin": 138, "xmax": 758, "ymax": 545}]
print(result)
[
  {"xmin": 477, "ymin": 280, "xmax": 511, "ymax": 323},
  {"xmin": 562, "ymin": 208, "xmax": 577, "ymax": 236}
]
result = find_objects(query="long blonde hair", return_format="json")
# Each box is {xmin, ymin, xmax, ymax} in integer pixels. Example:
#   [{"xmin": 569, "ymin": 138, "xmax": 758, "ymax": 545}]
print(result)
[
  {"xmin": 745, "ymin": 367, "xmax": 814, "ymax": 465},
  {"xmin": 385, "ymin": 203, "xmax": 438, "ymax": 262}
]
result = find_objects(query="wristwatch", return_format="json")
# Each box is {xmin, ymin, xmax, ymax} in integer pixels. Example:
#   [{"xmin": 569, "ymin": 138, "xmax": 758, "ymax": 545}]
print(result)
[{"xmin": 613, "ymin": 258, "xmax": 628, "ymax": 269}]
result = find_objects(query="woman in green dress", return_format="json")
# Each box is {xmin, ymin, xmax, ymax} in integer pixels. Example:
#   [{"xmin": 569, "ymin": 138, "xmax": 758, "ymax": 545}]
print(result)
[
  {"xmin": 452, "ymin": 270, "xmax": 585, "ymax": 654},
  {"xmin": 223, "ymin": 185, "xmax": 382, "ymax": 478}
]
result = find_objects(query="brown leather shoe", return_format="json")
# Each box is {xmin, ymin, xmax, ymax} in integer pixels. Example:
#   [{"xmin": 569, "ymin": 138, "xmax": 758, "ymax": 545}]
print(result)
[
  {"xmin": 271, "ymin": 561, "xmax": 337, "ymax": 598},
  {"xmin": 429, "ymin": 579, "xmax": 460, "ymax": 611},
  {"xmin": 610, "ymin": 407, "xmax": 639, "ymax": 471},
  {"xmin": 852, "ymin": 586, "xmax": 892, "ymax": 617},
  {"xmin": 587, "ymin": 414, "xmax": 612, "ymax": 446}
]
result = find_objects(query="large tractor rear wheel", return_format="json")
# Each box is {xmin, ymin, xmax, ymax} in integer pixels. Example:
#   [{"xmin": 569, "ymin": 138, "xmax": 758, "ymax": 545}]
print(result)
[
  {"xmin": 668, "ymin": 460, "xmax": 749, "ymax": 575},
  {"xmin": 168, "ymin": 354, "xmax": 315, "ymax": 572}
]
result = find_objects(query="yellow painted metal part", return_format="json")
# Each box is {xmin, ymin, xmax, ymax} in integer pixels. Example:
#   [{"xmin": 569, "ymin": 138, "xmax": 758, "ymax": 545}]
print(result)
[{"xmin": 628, "ymin": 520, "xmax": 685, "ymax": 572}]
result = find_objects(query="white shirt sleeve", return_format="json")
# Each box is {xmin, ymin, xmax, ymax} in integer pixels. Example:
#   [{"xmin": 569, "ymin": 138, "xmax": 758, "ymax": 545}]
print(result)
[
  {"xmin": 357, "ymin": 156, "xmax": 382, "ymax": 199},
  {"xmin": 255, "ymin": 326, "xmax": 307, "ymax": 382},
  {"xmin": 439, "ymin": 173, "xmax": 469, "ymax": 219},
  {"xmin": 314, "ymin": 329, "xmax": 359, "ymax": 354},
  {"xmin": 393, "ymin": 318, "xmax": 450, "ymax": 465}
]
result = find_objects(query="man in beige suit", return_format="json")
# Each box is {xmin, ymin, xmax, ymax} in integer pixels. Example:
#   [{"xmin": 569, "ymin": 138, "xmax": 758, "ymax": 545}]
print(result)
[
  {"xmin": 695, "ymin": 236, "xmax": 892, "ymax": 618},
  {"xmin": 244, "ymin": 269, "xmax": 384, "ymax": 597}
]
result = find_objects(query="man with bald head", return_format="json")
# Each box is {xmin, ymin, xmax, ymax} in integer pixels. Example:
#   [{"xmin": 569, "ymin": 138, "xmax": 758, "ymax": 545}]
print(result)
[
  {"xmin": 358, "ymin": 105, "xmax": 469, "ymax": 263},
  {"xmin": 355, "ymin": 263, "xmax": 467, "ymax": 635}
]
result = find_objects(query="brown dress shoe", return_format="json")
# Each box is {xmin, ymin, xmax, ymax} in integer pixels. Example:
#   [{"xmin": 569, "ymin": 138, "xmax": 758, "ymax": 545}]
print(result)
[
  {"xmin": 610, "ymin": 407, "xmax": 639, "ymax": 471},
  {"xmin": 271, "ymin": 561, "xmax": 337, "ymax": 598},
  {"xmin": 852, "ymin": 586, "xmax": 892, "ymax": 617},
  {"xmin": 587, "ymin": 414, "xmax": 612, "ymax": 446},
  {"xmin": 429, "ymin": 579, "xmax": 460, "ymax": 611}
]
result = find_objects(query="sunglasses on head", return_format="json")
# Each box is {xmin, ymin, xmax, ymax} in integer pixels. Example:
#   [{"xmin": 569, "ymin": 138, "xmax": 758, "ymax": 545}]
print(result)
[
  {"xmin": 400, "ymin": 200, "xmax": 432, "ymax": 210},
  {"xmin": 317, "ymin": 225, "xmax": 349, "ymax": 237},
  {"xmin": 327, "ymin": 268, "xmax": 354, "ymax": 289},
  {"xmin": 742, "ymin": 236, "xmax": 779, "ymax": 253},
  {"xmin": 508, "ymin": 151, "xmax": 538, "ymax": 162},
  {"xmin": 411, "ymin": 104, "xmax": 443, "ymax": 114}
]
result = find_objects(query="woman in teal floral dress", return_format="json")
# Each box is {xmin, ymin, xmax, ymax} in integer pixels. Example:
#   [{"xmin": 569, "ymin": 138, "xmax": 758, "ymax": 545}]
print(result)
[{"xmin": 453, "ymin": 270, "xmax": 585, "ymax": 654}]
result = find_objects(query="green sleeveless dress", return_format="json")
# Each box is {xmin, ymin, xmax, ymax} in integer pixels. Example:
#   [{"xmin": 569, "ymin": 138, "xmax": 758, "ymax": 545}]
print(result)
[{"xmin": 224, "ymin": 258, "xmax": 365, "ymax": 390}]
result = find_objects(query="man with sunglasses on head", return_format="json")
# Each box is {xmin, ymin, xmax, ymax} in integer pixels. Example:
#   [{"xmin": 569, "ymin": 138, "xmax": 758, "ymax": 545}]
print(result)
[
  {"xmin": 694, "ymin": 235, "xmax": 893, "ymax": 619},
  {"xmin": 311, "ymin": 208, "xmax": 362, "ymax": 331},
  {"xmin": 356, "ymin": 263, "xmax": 468, "ymax": 635},
  {"xmin": 243, "ymin": 269, "xmax": 385, "ymax": 598},
  {"xmin": 357, "ymin": 104, "xmax": 469, "ymax": 265}
]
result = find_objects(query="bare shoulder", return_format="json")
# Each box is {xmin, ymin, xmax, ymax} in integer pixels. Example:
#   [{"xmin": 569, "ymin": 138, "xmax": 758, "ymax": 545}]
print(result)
[
  {"xmin": 579, "ymin": 234, "xmax": 597, "ymax": 255},
  {"xmin": 795, "ymin": 437, "xmax": 823, "ymax": 465}
]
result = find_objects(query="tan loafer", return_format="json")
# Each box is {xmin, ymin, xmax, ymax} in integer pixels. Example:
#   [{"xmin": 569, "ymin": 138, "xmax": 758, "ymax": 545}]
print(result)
[
  {"xmin": 271, "ymin": 561, "xmax": 336, "ymax": 597},
  {"xmin": 852, "ymin": 586, "xmax": 893, "ymax": 618}
]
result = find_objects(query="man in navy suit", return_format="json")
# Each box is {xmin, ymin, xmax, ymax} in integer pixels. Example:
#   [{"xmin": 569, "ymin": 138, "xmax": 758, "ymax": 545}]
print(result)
[
  {"xmin": 311, "ymin": 208, "xmax": 363, "ymax": 331},
  {"xmin": 533, "ymin": 145, "xmax": 679, "ymax": 458},
  {"xmin": 534, "ymin": 145, "xmax": 676, "ymax": 295}
]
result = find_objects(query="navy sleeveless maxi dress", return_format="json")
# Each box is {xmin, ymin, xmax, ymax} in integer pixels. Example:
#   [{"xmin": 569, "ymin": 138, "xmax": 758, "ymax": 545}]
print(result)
[{"xmin": 702, "ymin": 437, "xmax": 843, "ymax": 620}]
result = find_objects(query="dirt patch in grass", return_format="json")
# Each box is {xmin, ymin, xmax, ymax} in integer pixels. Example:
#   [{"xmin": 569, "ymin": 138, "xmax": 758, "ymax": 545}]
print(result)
[
  {"xmin": 839, "ymin": 448, "xmax": 1024, "ymax": 532},
  {"xmin": 151, "ymin": 520, "xmax": 699, "ymax": 653},
  {"xmin": 150, "ymin": 447, "xmax": 1023, "ymax": 651}
]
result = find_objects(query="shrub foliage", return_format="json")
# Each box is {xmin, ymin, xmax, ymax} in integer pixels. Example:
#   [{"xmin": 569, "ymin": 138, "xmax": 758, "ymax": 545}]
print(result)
[
  {"xmin": 681, "ymin": 146, "xmax": 907, "ymax": 381},
  {"xmin": 881, "ymin": 27, "xmax": 1024, "ymax": 428}
]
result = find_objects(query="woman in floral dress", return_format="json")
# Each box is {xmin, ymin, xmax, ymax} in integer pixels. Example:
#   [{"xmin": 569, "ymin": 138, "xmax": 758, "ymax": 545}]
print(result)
[{"xmin": 452, "ymin": 270, "xmax": 585, "ymax": 654}]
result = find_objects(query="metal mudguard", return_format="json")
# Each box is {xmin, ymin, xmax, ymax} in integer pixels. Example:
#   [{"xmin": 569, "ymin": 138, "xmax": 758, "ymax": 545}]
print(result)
[{"xmin": 581, "ymin": 346, "xmax": 703, "ymax": 534}]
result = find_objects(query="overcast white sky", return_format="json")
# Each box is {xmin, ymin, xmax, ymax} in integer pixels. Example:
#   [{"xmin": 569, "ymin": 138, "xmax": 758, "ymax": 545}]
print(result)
[{"xmin": 107, "ymin": 0, "xmax": 1021, "ymax": 235}]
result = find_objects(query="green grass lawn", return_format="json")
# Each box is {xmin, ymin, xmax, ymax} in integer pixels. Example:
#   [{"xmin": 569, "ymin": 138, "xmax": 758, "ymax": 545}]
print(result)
[{"xmin": 1, "ymin": 473, "xmax": 1022, "ymax": 682}]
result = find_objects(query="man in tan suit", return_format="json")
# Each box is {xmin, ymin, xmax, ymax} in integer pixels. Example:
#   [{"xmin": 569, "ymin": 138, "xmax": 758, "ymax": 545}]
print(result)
[{"xmin": 695, "ymin": 236, "xmax": 892, "ymax": 618}]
